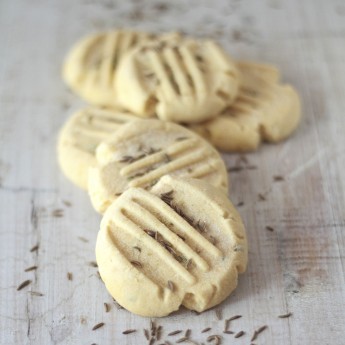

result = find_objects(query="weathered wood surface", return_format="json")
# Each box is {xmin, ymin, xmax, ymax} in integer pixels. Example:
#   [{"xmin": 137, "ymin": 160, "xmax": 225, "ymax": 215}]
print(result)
[{"xmin": 0, "ymin": 0, "xmax": 344, "ymax": 344}]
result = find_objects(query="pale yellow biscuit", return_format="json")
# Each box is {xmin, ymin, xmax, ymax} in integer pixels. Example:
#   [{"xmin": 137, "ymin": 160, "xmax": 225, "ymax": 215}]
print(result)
[
  {"xmin": 190, "ymin": 61, "xmax": 301, "ymax": 151},
  {"xmin": 57, "ymin": 107, "xmax": 138, "ymax": 189},
  {"xmin": 96, "ymin": 175, "xmax": 247, "ymax": 317},
  {"xmin": 238, "ymin": 60, "xmax": 280, "ymax": 83},
  {"xmin": 62, "ymin": 30, "xmax": 154, "ymax": 107},
  {"xmin": 115, "ymin": 37, "xmax": 240, "ymax": 123},
  {"xmin": 88, "ymin": 119, "xmax": 229, "ymax": 214}
]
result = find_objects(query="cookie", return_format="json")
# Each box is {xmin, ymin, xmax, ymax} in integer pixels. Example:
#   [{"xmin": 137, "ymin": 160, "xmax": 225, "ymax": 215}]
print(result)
[
  {"xmin": 62, "ymin": 30, "xmax": 154, "ymax": 107},
  {"xmin": 88, "ymin": 119, "xmax": 228, "ymax": 214},
  {"xmin": 115, "ymin": 37, "xmax": 240, "ymax": 123},
  {"xmin": 190, "ymin": 61, "xmax": 301, "ymax": 151},
  {"xmin": 57, "ymin": 107, "xmax": 138, "ymax": 189},
  {"xmin": 96, "ymin": 175, "xmax": 247, "ymax": 317},
  {"xmin": 237, "ymin": 60, "xmax": 280, "ymax": 83}
]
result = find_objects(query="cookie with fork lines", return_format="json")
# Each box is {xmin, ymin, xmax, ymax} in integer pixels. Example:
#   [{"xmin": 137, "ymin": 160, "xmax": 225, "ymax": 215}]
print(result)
[
  {"xmin": 190, "ymin": 61, "xmax": 301, "ymax": 151},
  {"xmin": 62, "ymin": 30, "xmax": 155, "ymax": 107},
  {"xmin": 88, "ymin": 119, "xmax": 228, "ymax": 214},
  {"xmin": 96, "ymin": 175, "xmax": 247, "ymax": 317},
  {"xmin": 115, "ymin": 37, "xmax": 240, "ymax": 123},
  {"xmin": 57, "ymin": 107, "xmax": 138, "ymax": 189}
]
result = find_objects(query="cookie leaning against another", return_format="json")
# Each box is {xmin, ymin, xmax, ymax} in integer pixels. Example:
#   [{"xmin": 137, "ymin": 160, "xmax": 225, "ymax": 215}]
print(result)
[
  {"xmin": 190, "ymin": 61, "xmax": 301, "ymax": 152},
  {"xmin": 88, "ymin": 119, "xmax": 229, "ymax": 214},
  {"xmin": 57, "ymin": 107, "xmax": 138, "ymax": 189},
  {"xmin": 62, "ymin": 30, "xmax": 155, "ymax": 107},
  {"xmin": 115, "ymin": 36, "xmax": 240, "ymax": 124},
  {"xmin": 96, "ymin": 175, "xmax": 247, "ymax": 317}
]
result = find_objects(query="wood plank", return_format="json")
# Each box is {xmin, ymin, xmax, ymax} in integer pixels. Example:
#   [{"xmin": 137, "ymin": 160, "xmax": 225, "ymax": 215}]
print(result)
[{"xmin": 0, "ymin": 0, "xmax": 344, "ymax": 344}]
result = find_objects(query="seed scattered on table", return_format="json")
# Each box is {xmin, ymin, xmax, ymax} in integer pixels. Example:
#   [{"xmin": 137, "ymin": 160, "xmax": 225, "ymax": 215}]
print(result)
[
  {"xmin": 223, "ymin": 319, "xmax": 231, "ymax": 333},
  {"xmin": 30, "ymin": 244, "xmax": 39, "ymax": 252},
  {"xmin": 67, "ymin": 272, "xmax": 73, "ymax": 281},
  {"xmin": 202, "ymin": 327, "xmax": 211, "ymax": 333},
  {"xmin": 17, "ymin": 280, "xmax": 32, "ymax": 291},
  {"xmin": 92, "ymin": 322, "xmax": 104, "ymax": 331},
  {"xmin": 113, "ymin": 299, "xmax": 123, "ymax": 309},
  {"xmin": 206, "ymin": 335, "xmax": 222, "ymax": 344},
  {"xmin": 228, "ymin": 315, "xmax": 242, "ymax": 321},
  {"xmin": 157, "ymin": 325, "xmax": 162, "ymax": 340},
  {"xmin": 265, "ymin": 226, "xmax": 274, "ymax": 232},
  {"xmin": 122, "ymin": 329, "xmax": 136, "ymax": 334},
  {"xmin": 24, "ymin": 265, "xmax": 38, "ymax": 272},
  {"xmin": 104, "ymin": 302, "xmax": 110, "ymax": 313},
  {"xmin": 30, "ymin": 291, "xmax": 44, "ymax": 296},
  {"xmin": 215, "ymin": 308, "xmax": 222, "ymax": 320},
  {"xmin": 273, "ymin": 175, "xmax": 285, "ymax": 182},
  {"xmin": 227, "ymin": 166, "xmax": 244, "ymax": 173},
  {"xmin": 223, "ymin": 330, "xmax": 234, "ymax": 334},
  {"xmin": 258, "ymin": 193, "xmax": 266, "ymax": 201},
  {"xmin": 234, "ymin": 331, "xmax": 245, "ymax": 338},
  {"xmin": 185, "ymin": 329, "xmax": 191, "ymax": 337},
  {"xmin": 52, "ymin": 209, "xmax": 64, "ymax": 217},
  {"xmin": 251, "ymin": 325, "xmax": 268, "ymax": 341},
  {"xmin": 78, "ymin": 236, "xmax": 88, "ymax": 243},
  {"xmin": 88, "ymin": 261, "xmax": 98, "ymax": 267},
  {"xmin": 278, "ymin": 312, "xmax": 292, "ymax": 318}
]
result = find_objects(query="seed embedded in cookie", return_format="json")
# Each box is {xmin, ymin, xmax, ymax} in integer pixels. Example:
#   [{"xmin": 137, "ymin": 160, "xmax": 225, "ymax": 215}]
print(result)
[
  {"xmin": 115, "ymin": 36, "xmax": 240, "ymax": 124},
  {"xmin": 57, "ymin": 107, "xmax": 138, "ymax": 189},
  {"xmin": 95, "ymin": 175, "xmax": 247, "ymax": 317},
  {"xmin": 88, "ymin": 119, "xmax": 229, "ymax": 214}
]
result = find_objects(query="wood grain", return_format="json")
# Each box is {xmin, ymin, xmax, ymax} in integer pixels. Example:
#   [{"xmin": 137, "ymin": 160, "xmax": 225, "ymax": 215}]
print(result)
[{"xmin": 0, "ymin": 0, "xmax": 344, "ymax": 344}]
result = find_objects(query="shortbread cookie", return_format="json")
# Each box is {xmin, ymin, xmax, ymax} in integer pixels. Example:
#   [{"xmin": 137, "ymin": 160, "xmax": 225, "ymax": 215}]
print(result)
[
  {"xmin": 115, "ymin": 37, "xmax": 240, "ymax": 123},
  {"xmin": 63, "ymin": 30, "xmax": 154, "ymax": 107},
  {"xmin": 96, "ymin": 175, "xmax": 247, "ymax": 317},
  {"xmin": 237, "ymin": 61, "xmax": 280, "ymax": 83},
  {"xmin": 57, "ymin": 107, "xmax": 138, "ymax": 189},
  {"xmin": 88, "ymin": 119, "xmax": 228, "ymax": 214},
  {"xmin": 190, "ymin": 62, "xmax": 301, "ymax": 151}
]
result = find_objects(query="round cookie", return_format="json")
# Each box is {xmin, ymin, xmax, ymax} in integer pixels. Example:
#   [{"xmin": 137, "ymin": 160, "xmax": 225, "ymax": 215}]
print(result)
[
  {"xmin": 96, "ymin": 175, "xmax": 248, "ymax": 317},
  {"xmin": 88, "ymin": 119, "xmax": 229, "ymax": 214},
  {"xmin": 62, "ymin": 30, "xmax": 154, "ymax": 107},
  {"xmin": 57, "ymin": 107, "xmax": 138, "ymax": 189},
  {"xmin": 115, "ymin": 37, "xmax": 240, "ymax": 124},
  {"xmin": 190, "ymin": 61, "xmax": 301, "ymax": 152}
]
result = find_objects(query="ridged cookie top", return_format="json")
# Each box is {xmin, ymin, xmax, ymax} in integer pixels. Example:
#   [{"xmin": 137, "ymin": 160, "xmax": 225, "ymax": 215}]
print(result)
[
  {"xmin": 63, "ymin": 30, "xmax": 155, "ymax": 106},
  {"xmin": 88, "ymin": 119, "xmax": 229, "ymax": 213},
  {"xmin": 59, "ymin": 107, "xmax": 138, "ymax": 154},
  {"xmin": 57, "ymin": 107, "xmax": 138, "ymax": 189},
  {"xmin": 190, "ymin": 61, "xmax": 301, "ymax": 151},
  {"xmin": 115, "ymin": 37, "xmax": 240, "ymax": 123},
  {"xmin": 96, "ymin": 175, "xmax": 247, "ymax": 317}
]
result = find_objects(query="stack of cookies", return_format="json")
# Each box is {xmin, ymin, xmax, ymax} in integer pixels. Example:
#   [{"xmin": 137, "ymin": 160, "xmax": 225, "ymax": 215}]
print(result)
[{"xmin": 57, "ymin": 29, "xmax": 301, "ymax": 317}]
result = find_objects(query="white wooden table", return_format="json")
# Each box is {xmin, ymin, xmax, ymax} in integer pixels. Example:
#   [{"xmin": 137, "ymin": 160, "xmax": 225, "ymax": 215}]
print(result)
[{"xmin": 1, "ymin": 0, "xmax": 344, "ymax": 344}]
